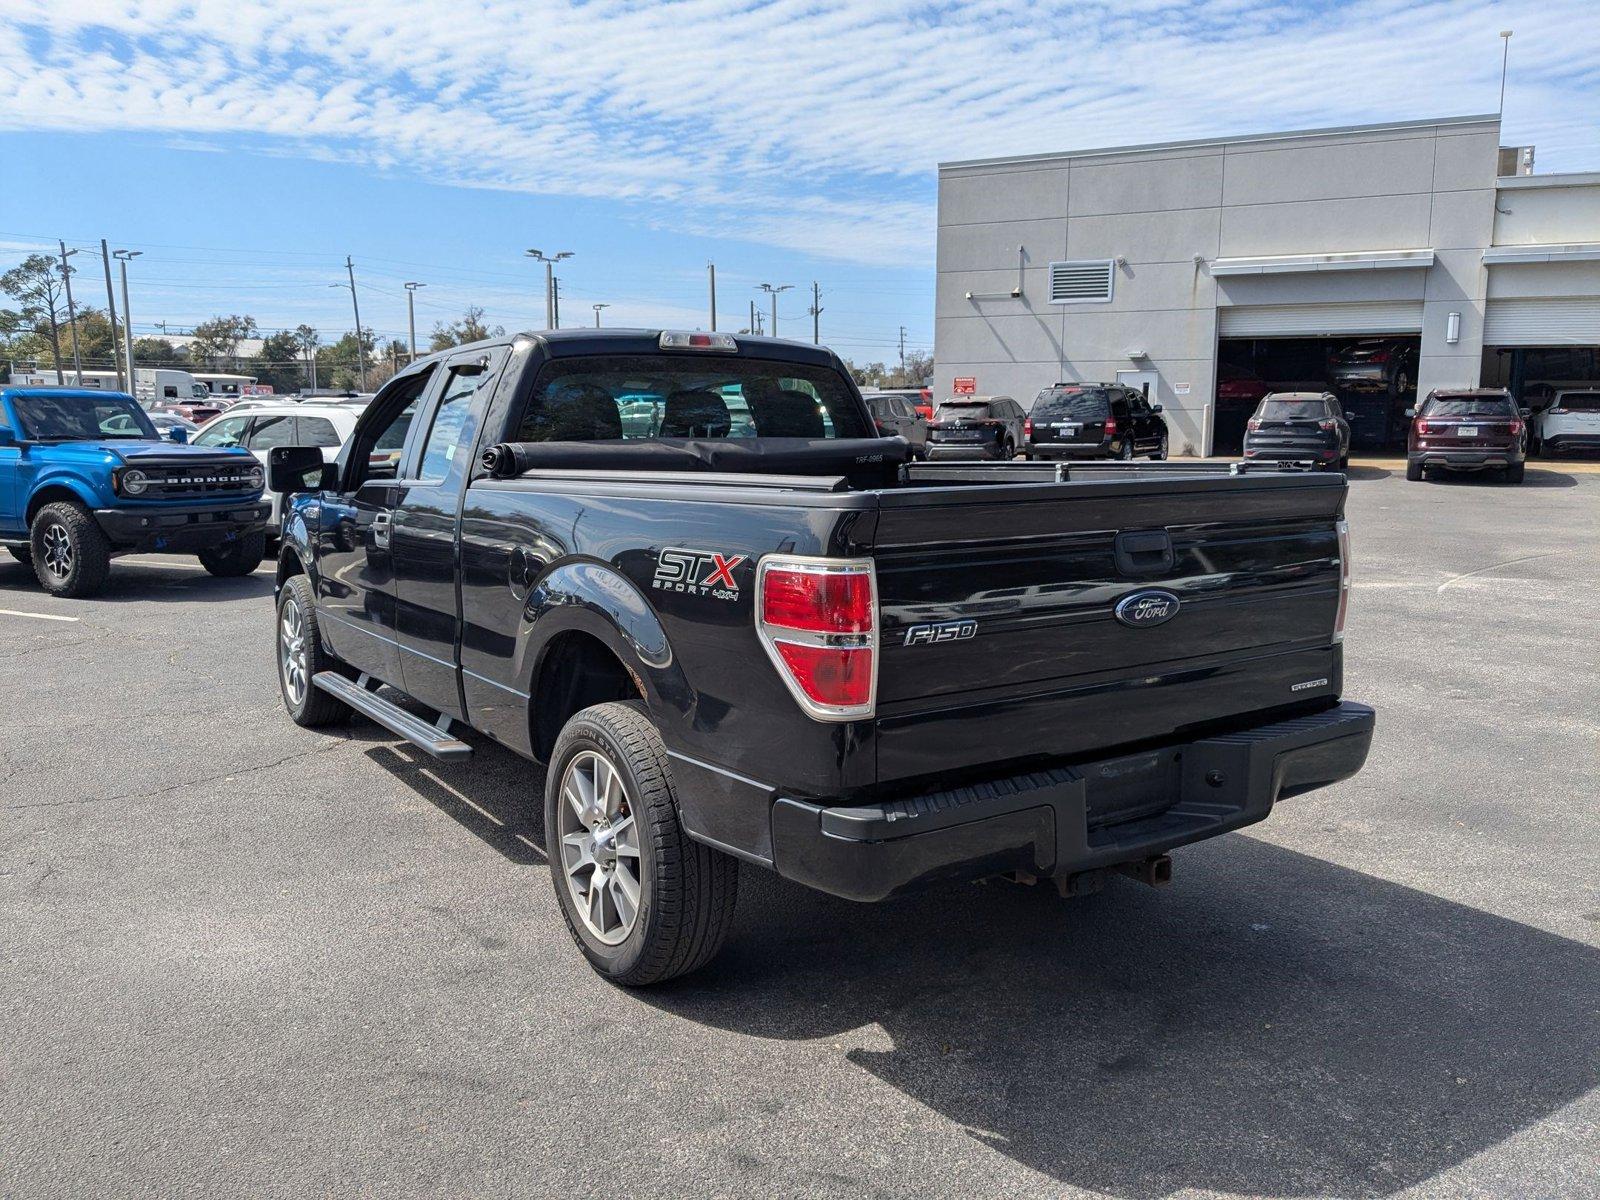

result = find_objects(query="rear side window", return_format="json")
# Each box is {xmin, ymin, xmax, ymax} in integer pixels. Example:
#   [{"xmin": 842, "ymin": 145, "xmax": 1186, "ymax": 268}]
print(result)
[
  {"xmin": 245, "ymin": 414, "xmax": 297, "ymax": 450},
  {"xmin": 1033, "ymin": 388, "xmax": 1110, "ymax": 420},
  {"xmin": 1556, "ymin": 393, "xmax": 1600, "ymax": 412},
  {"xmin": 1259, "ymin": 399, "xmax": 1329, "ymax": 420},
  {"xmin": 1423, "ymin": 395, "xmax": 1515, "ymax": 418},
  {"xmin": 297, "ymin": 416, "xmax": 342, "ymax": 447}
]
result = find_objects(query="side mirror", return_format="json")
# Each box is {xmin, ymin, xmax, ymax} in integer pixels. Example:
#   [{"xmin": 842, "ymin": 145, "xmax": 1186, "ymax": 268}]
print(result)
[
  {"xmin": 166, "ymin": 426, "xmax": 189, "ymax": 444},
  {"xmin": 268, "ymin": 445, "xmax": 333, "ymax": 494},
  {"xmin": 1344, "ymin": 411, "xmax": 1357, "ymax": 420},
  {"xmin": 1519, "ymin": 407, "xmax": 1532, "ymax": 418},
  {"xmin": 1149, "ymin": 403, "xmax": 1164, "ymax": 414},
  {"xmin": 1403, "ymin": 408, "xmax": 1416, "ymax": 419}
]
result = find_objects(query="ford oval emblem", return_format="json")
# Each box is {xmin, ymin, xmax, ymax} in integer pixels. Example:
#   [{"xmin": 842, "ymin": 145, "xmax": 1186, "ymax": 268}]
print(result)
[{"xmin": 1114, "ymin": 589, "xmax": 1180, "ymax": 628}]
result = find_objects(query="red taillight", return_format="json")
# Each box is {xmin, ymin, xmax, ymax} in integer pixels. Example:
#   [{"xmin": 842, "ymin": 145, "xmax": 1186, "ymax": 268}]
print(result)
[
  {"xmin": 1104, "ymin": 417, "xmax": 1118, "ymax": 436},
  {"xmin": 1318, "ymin": 419, "xmax": 1337, "ymax": 432},
  {"xmin": 1024, "ymin": 418, "xmax": 1033, "ymax": 437},
  {"xmin": 1416, "ymin": 420, "xmax": 1435, "ymax": 435},
  {"xmin": 1247, "ymin": 417, "xmax": 1262, "ymax": 431},
  {"xmin": 1509, "ymin": 419, "xmax": 1524, "ymax": 436},
  {"xmin": 758, "ymin": 558, "xmax": 877, "ymax": 719},
  {"xmin": 1333, "ymin": 518, "xmax": 1351, "ymax": 643}
]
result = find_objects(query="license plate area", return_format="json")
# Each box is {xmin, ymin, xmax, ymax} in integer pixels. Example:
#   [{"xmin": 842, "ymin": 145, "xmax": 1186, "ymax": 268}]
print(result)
[
  {"xmin": 1083, "ymin": 747, "xmax": 1183, "ymax": 828},
  {"xmin": 1457, "ymin": 426, "xmax": 1478, "ymax": 437}
]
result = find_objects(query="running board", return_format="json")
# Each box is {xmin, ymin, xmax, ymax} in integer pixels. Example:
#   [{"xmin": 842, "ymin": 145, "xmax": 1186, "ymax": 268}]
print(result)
[{"xmin": 313, "ymin": 671, "xmax": 473, "ymax": 760}]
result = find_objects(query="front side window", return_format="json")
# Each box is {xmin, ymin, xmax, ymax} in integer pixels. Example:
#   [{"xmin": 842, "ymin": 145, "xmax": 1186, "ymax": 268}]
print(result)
[
  {"xmin": 11, "ymin": 394, "xmax": 158, "ymax": 441},
  {"xmin": 194, "ymin": 415, "xmax": 249, "ymax": 447}
]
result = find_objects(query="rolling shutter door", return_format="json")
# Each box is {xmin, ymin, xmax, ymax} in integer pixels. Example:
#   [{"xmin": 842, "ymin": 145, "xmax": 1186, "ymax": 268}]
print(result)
[
  {"xmin": 1483, "ymin": 298, "xmax": 1600, "ymax": 346},
  {"xmin": 1217, "ymin": 301, "xmax": 1425, "ymax": 337}
]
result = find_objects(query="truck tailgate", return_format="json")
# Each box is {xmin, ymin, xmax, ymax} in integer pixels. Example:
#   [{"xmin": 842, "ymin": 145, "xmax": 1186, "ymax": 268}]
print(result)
[{"xmin": 870, "ymin": 472, "xmax": 1346, "ymax": 784}]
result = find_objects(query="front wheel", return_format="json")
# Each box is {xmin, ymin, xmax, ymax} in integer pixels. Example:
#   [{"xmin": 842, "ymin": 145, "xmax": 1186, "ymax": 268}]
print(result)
[
  {"xmin": 30, "ymin": 502, "xmax": 111, "ymax": 597},
  {"xmin": 276, "ymin": 575, "xmax": 353, "ymax": 727},
  {"xmin": 546, "ymin": 701, "xmax": 737, "ymax": 986},
  {"xmin": 198, "ymin": 530, "xmax": 267, "ymax": 578}
]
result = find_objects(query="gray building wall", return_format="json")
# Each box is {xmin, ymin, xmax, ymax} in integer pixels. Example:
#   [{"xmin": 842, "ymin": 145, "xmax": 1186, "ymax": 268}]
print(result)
[{"xmin": 935, "ymin": 116, "xmax": 1503, "ymax": 454}]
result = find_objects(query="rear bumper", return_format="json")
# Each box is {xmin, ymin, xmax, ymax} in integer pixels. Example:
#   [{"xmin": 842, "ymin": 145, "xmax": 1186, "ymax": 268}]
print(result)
[
  {"xmin": 1028, "ymin": 443, "xmax": 1110, "ymax": 460},
  {"xmin": 1541, "ymin": 433, "xmax": 1600, "ymax": 452},
  {"xmin": 770, "ymin": 701, "xmax": 1375, "ymax": 902},
  {"xmin": 926, "ymin": 443, "xmax": 1008, "ymax": 460},
  {"xmin": 1409, "ymin": 448, "xmax": 1521, "ymax": 470},
  {"xmin": 94, "ymin": 501, "xmax": 271, "ymax": 552}
]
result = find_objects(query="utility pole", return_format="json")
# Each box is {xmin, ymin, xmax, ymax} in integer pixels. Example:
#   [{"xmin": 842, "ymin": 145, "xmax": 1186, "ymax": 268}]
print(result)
[
  {"xmin": 58, "ymin": 242, "xmax": 82, "ymax": 384},
  {"xmin": 1498, "ymin": 30, "xmax": 1513, "ymax": 112},
  {"xmin": 100, "ymin": 240, "xmax": 124, "ymax": 391},
  {"xmin": 552, "ymin": 276, "xmax": 563, "ymax": 328},
  {"xmin": 758, "ymin": 283, "xmax": 793, "ymax": 338},
  {"xmin": 707, "ymin": 262, "xmax": 717, "ymax": 331},
  {"xmin": 404, "ymin": 282, "xmax": 424, "ymax": 361},
  {"xmin": 526, "ymin": 249, "xmax": 573, "ymax": 330},
  {"xmin": 592, "ymin": 303, "xmax": 610, "ymax": 328},
  {"xmin": 748, "ymin": 300, "xmax": 757, "ymax": 335},
  {"xmin": 898, "ymin": 325, "xmax": 908, "ymax": 374},
  {"xmin": 114, "ymin": 249, "xmax": 142, "ymax": 391},
  {"xmin": 808, "ymin": 281, "xmax": 823, "ymax": 345},
  {"xmin": 346, "ymin": 256, "xmax": 366, "ymax": 391}
]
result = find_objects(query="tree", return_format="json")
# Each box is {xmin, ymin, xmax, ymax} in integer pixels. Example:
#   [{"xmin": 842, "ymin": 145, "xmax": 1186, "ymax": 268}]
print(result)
[
  {"xmin": 131, "ymin": 336, "xmax": 185, "ymax": 366},
  {"xmin": 1, "ymin": 255, "xmax": 68, "ymax": 381},
  {"xmin": 316, "ymin": 328, "xmax": 378, "ymax": 391},
  {"xmin": 253, "ymin": 330, "xmax": 309, "ymax": 394},
  {"xmin": 429, "ymin": 305, "xmax": 502, "ymax": 351},
  {"xmin": 900, "ymin": 350, "xmax": 934, "ymax": 387},
  {"xmin": 190, "ymin": 314, "xmax": 259, "ymax": 366},
  {"xmin": 293, "ymin": 325, "xmax": 321, "ymax": 391},
  {"xmin": 844, "ymin": 359, "xmax": 890, "ymax": 388}
]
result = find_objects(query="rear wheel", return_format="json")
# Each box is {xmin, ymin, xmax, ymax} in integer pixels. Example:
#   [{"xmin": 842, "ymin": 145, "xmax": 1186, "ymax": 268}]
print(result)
[
  {"xmin": 1151, "ymin": 432, "xmax": 1168, "ymax": 461},
  {"xmin": 1117, "ymin": 438, "xmax": 1135, "ymax": 461},
  {"xmin": 1405, "ymin": 459, "xmax": 1424, "ymax": 482},
  {"xmin": 1001, "ymin": 439, "xmax": 1015, "ymax": 460},
  {"xmin": 1505, "ymin": 462, "xmax": 1526, "ymax": 484},
  {"xmin": 30, "ymin": 502, "xmax": 111, "ymax": 597},
  {"xmin": 546, "ymin": 701, "xmax": 738, "ymax": 986},
  {"xmin": 198, "ymin": 530, "xmax": 267, "ymax": 578}
]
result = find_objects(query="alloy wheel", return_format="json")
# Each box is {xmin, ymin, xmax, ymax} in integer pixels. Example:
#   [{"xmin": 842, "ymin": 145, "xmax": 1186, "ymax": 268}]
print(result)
[
  {"xmin": 558, "ymin": 750, "xmax": 643, "ymax": 945},
  {"xmin": 278, "ymin": 594, "xmax": 309, "ymax": 708},
  {"xmin": 41, "ymin": 523, "xmax": 72, "ymax": 581}
]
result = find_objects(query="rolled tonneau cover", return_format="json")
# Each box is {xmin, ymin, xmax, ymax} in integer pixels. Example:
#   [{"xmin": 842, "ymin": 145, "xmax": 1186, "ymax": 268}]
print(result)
[{"xmin": 480, "ymin": 436, "xmax": 911, "ymax": 487}]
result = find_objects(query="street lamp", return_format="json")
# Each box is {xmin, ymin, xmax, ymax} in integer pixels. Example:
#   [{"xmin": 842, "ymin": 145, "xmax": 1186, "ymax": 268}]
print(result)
[
  {"xmin": 404, "ymin": 281, "xmax": 425, "ymax": 361},
  {"xmin": 526, "ymin": 249, "xmax": 573, "ymax": 330},
  {"xmin": 112, "ymin": 249, "xmax": 143, "ymax": 390},
  {"xmin": 592, "ymin": 303, "xmax": 611, "ymax": 328},
  {"xmin": 758, "ymin": 282, "xmax": 794, "ymax": 337}
]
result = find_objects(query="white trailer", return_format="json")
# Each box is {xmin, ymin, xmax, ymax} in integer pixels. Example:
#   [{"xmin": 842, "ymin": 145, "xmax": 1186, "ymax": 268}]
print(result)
[{"xmin": 7, "ymin": 366, "xmax": 211, "ymax": 404}]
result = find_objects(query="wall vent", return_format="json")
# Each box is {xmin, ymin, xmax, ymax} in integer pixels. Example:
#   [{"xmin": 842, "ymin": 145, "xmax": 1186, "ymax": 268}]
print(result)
[{"xmin": 1048, "ymin": 260, "xmax": 1115, "ymax": 304}]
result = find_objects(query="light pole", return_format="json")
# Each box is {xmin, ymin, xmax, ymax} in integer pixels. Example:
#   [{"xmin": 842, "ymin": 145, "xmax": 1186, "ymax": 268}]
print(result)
[
  {"xmin": 113, "ymin": 249, "xmax": 142, "ymax": 391},
  {"xmin": 58, "ymin": 242, "xmax": 83, "ymax": 383},
  {"xmin": 758, "ymin": 283, "xmax": 793, "ymax": 337},
  {"xmin": 526, "ymin": 249, "xmax": 573, "ymax": 330},
  {"xmin": 404, "ymin": 281, "xmax": 425, "ymax": 361},
  {"xmin": 1498, "ymin": 30, "xmax": 1513, "ymax": 113},
  {"xmin": 592, "ymin": 303, "xmax": 610, "ymax": 328},
  {"xmin": 707, "ymin": 262, "xmax": 717, "ymax": 331},
  {"xmin": 100, "ymin": 241, "xmax": 124, "ymax": 391}
]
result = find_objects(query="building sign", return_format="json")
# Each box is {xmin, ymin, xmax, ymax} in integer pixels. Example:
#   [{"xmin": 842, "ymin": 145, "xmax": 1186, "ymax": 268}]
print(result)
[
  {"xmin": 952, "ymin": 376, "xmax": 976, "ymax": 395},
  {"xmin": 1175, "ymin": 382, "xmax": 1191, "ymax": 396}
]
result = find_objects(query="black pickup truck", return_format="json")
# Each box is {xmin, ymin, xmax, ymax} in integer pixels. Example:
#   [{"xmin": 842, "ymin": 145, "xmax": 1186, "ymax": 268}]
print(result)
[{"xmin": 269, "ymin": 330, "xmax": 1374, "ymax": 985}]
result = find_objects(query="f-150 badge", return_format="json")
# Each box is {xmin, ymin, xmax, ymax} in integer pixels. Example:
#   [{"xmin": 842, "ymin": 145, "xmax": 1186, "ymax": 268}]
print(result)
[
  {"xmin": 653, "ymin": 548, "xmax": 745, "ymax": 599},
  {"xmin": 903, "ymin": 619, "xmax": 978, "ymax": 646}
]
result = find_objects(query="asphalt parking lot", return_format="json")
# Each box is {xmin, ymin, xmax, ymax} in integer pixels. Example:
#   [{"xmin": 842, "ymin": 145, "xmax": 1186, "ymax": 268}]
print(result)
[{"xmin": 3, "ymin": 462, "xmax": 1598, "ymax": 1199}]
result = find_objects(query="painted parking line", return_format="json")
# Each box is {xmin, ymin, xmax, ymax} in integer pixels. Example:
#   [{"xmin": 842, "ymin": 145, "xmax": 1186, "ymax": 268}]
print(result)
[{"xmin": 0, "ymin": 607, "xmax": 80, "ymax": 623}]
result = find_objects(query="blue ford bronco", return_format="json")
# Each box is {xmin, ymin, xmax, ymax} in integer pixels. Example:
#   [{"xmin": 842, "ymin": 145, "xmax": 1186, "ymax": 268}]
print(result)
[{"xmin": 0, "ymin": 387, "xmax": 270, "ymax": 596}]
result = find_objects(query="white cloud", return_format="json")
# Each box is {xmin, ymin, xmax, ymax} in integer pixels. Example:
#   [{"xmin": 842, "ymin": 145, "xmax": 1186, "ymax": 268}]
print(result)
[{"xmin": 0, "ymin": 0, "xmax": 1596, "ymax": 269}]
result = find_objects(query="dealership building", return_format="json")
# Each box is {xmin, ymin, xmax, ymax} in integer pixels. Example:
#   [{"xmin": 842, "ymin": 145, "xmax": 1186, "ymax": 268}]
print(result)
[{"xmin": 933, "ymin": 114, "xmax": 1600, "ymax": 454}]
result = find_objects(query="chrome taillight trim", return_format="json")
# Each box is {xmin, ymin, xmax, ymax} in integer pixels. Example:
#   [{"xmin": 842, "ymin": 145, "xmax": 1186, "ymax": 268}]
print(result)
[{"xmin": 754, "ymin": 554, "xmax": 879, "ymax": 722}]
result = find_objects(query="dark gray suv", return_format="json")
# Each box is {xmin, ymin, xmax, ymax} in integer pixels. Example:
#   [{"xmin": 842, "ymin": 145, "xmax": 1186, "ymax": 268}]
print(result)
[{"xmin": 926, "ymin": 395, "xmax": 1027, "ymax": 460}]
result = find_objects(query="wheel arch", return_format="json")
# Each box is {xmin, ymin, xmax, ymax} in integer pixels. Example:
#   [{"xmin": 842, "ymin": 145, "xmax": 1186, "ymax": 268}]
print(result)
[{"xmin": 25, "ymin": 480, "xmax": 100, "ymax": 526}]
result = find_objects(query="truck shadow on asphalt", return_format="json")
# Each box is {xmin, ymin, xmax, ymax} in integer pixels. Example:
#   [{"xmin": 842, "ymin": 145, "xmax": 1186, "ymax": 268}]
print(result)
[
  {"xmin": 0, "ymin": 558, "xmax": 277, "ymax": 601},
  {"xmin": 645, "ymin": 843, "xmax": 1599, "ymax": 1198},
  {"xmin": 352, "ymin": 724, "xmax": 1598, "ymax": 1198}
]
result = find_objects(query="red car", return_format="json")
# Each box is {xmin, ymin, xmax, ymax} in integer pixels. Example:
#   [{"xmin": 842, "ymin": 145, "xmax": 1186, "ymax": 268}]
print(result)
[
  {"xmin": 1406, "ymin": 388, "xmax": 1528, "ymax": 483},
  {"xmin": 148, "ymin": 398, "xmax": 224, "ymax": 424},
  {"xmin": 1217, "ymin": 362, "xmax": 1270, "ymax": 407}
]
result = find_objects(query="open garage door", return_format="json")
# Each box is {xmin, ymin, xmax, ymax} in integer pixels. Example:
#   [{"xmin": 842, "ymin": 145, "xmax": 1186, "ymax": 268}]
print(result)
[{"xmin": 1218, "ymin": 301, "xmax": 1424, "ymax": 338}]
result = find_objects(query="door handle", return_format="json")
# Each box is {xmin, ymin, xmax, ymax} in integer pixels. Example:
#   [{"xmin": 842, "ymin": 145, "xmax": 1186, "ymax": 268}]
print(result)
[{"xmin": 372, "ymin": 511, "xmax": 392, "ymax": 549}]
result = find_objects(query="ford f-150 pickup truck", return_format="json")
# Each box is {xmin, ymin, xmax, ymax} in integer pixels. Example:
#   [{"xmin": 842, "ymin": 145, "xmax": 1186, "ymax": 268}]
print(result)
[
  {"xmin": 0, "ymin": 387, "xmax": 270, "ymax": 596},
  {"xmin": 268, "ymin": 330, "xmax": 1374, "ymax": 985}
]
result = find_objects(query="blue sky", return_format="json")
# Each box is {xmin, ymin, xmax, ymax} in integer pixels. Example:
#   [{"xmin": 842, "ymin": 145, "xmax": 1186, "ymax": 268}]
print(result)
[{"xmin": 2, "ymin": 0, "xmax": 1596, "ymax": 365}]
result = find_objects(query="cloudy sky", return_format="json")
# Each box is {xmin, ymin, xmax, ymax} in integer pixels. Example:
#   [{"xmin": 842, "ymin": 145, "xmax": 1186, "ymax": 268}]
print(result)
[{"xmin": 1, "ymin": 0, "xmax": 1596, "ymax": 362}]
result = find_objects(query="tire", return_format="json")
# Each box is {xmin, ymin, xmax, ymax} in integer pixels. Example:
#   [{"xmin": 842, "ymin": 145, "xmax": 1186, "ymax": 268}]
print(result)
[
  {"xmin": 198, "ymin": 530, "xmax": 267, "ymax": 578},
  {"xmin": 1405, "ymin": 460, "xmax": 1424, "ymax": 482},
  {"xmin": 1151, "ymin": 433, "xmax": 1168, "ymax": 461},
  {"xmin": 6, "ymin": 545, "xmax": 32, "ymax": 567},
  {"xmin": 1001, "ymin": 439, "xmax": 1015, "ymax": 460},
  {"xmin": 276, "ymin": 575, "xmax": 353, "ymax": 727},
  {"xmin": 30, "ymin": 502, "xmax": 112, "ymax": 597},
  {"xmin": 1505, "ymin": 462, "xmax": 1525, "ymax": 485},
  {"xmin": 546, "ymin": 701, "xmax": 737, "ymax": 986},
  {"xmin": 1117, "ymin": 438, "xmax": 1135, "ymax": 461}
]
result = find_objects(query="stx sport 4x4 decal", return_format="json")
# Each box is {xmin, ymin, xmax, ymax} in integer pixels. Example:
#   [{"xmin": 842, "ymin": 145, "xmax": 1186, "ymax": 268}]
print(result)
[{"xmin": 653, "ymin": 547, "xmax": 746, "ymax": 600}]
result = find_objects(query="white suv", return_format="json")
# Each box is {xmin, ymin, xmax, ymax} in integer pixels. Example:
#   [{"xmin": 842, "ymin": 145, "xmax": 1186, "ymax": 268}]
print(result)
[
  {"xmin": 1533, "ymin": 389, "xmax": 1600, "ymax": 457},
  {"xmin": 191, "ymin": 403, "xmax": 360, "ymax": 535}
]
